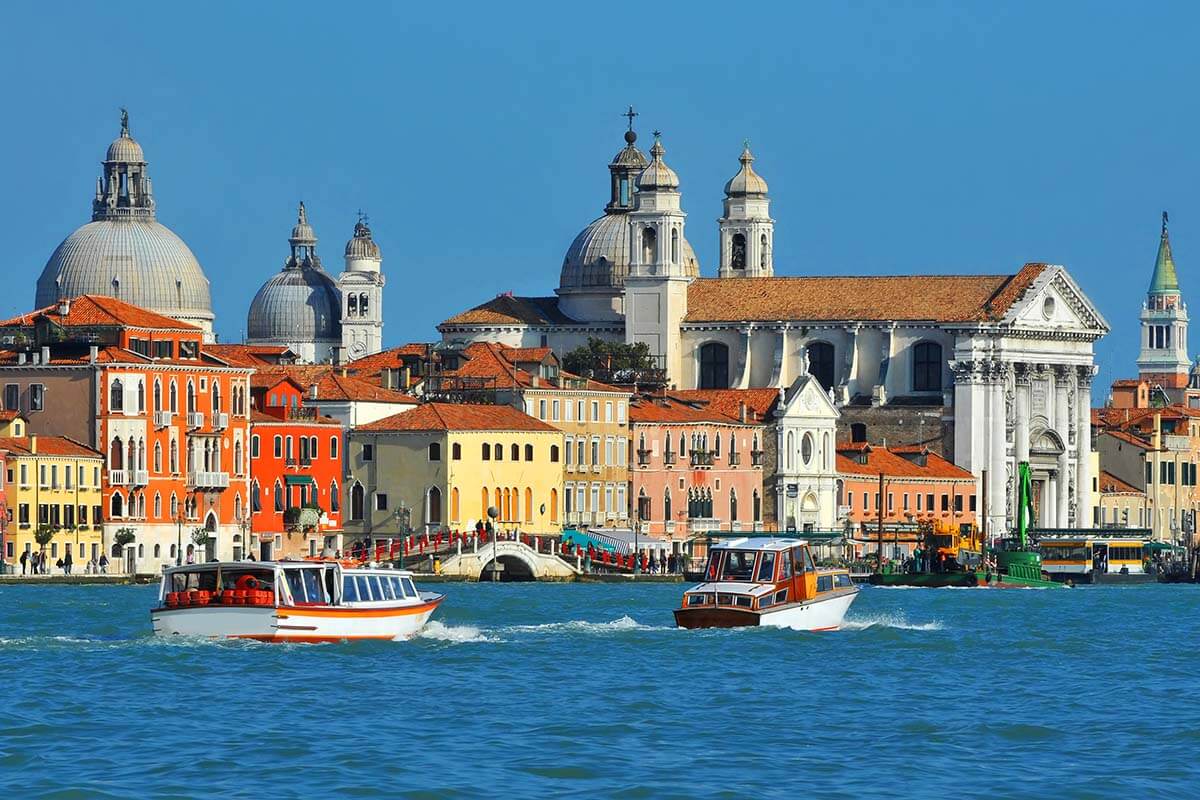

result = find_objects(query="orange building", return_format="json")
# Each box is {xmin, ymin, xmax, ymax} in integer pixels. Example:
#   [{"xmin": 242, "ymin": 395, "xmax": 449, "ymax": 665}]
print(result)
[{"xmin": 0, "ymin": 295, "xmax": 253, "ymax": 572}]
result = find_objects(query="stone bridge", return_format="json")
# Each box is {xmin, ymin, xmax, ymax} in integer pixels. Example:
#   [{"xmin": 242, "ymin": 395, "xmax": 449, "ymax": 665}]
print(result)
[{"xmin": 435, "ymin": 538, "xmax": 580, "ymax": 581}]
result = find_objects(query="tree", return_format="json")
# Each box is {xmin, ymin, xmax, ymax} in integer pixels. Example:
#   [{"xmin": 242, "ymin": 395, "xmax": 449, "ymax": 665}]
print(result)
[
  {"xmin": 191, "ymin": 527, "xmax": 210, "ymax": 547},
  {"xmin": 112, "ymin": 527, "xmax": 136, "ymax": 558},
  {"xmin": 563, "ymin": 338, "xmax": 659, "ymax": 383},
  {"xmin": 34, "ymin": 524, "xmax": 58, "ymax": 556}
]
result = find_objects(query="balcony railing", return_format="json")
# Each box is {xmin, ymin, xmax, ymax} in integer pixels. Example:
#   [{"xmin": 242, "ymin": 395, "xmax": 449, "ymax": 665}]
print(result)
[
  {"xmin": 283, "ymin": 506, "xmax": 321, "ymax": 530},
  {"xmin": 284, "ymin": 406, "xmax": 317, "ymax": 421},
  {"xmin": 688, "ymin": 518, "xmax": 721, "ymax": 533},
  {"xmin": 663, "ymin": 450, "xmax": 676, "ymax": 465},
  {"xmin": 131, "ymin": 469, "xmax": 149, "ymax": 486},
  {"xmin": 636, "ymin": 449, "xmax": 651, "ymax": 466},
  {"xmin": 153, "ymin": 410, "xmax": 173, "ymax": 429},
  {"xmin": 187, "ymin": 471, "xmax": 230, "ymax": 489},
  {"xmin": 187, "ymin": 412, "xmax": 205, "ymax": 429},
  {"xmin": 213, "ymin": 412, "xmax": 230, "ymax": 429},
  {"xmin": 690, "ymin": 450, "xmax": 714, "ymax": 467},
  {"xmin": 751, "ymin": 450, "xmax": 764, "ymax": 467},
  {"xmin": 729, "ymin": 452, "xmax": 741, "ymax": 466},
  {"xmin": 109, "ymin": 469, "xmax": 128, "ymax": 486}
]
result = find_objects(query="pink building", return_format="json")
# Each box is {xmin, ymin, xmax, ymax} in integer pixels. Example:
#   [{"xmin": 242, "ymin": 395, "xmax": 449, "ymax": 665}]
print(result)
[{"xmin": 630, "ymin": 395, "xmax": 765, "ymax": 558}]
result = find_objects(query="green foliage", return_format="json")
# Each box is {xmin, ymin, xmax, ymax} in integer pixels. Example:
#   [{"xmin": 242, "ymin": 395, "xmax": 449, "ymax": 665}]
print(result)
[
  {"xmin": 113, "ymin": 527, "xmax": 136, "ymax": 548},
  {"xmin": 562, "ymin": 338, "xmax": 655, "ymax": 376},
  {"xmin": 34, "ymin": 525, "xmax": 58, "ymax": 548},
  {"xmin": 191, "ymin": 527, "xmax": 211, "ymax": 547}
]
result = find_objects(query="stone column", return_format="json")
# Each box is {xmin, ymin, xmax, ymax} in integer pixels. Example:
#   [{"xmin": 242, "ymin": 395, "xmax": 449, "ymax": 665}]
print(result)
[
  {"xmin": 1076, "ymin": 365, "xmax": 1094, "ymax": 529},
  {"xmin": 1014, "ymin": 363, "xmax": 1031, "ymax": 463},
  {"xmin": 989, "ymin": 360, "xmax": 1008, "ymax": 532},
  {"xmin": 1055, "ymin": 365, "xmax": 1071, "ymax": 527}
]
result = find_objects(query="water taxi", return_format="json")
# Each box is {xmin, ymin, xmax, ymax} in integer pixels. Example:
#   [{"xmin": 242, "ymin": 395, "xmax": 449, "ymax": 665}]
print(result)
[
  {"xmin": 674, "ymin": 538, "xmax": 858, "ymax": 630},
  {"xmin": 1037, "ymin": 532, "xmax": 1154, "ymax": 584},
  {"xmin": 151, "ymin": 560, "xmax": 444, "ymax": 642}
]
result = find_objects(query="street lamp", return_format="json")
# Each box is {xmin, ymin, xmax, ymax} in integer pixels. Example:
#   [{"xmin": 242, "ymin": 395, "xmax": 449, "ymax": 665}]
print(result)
[
  {"xmin": 487, "ymin": 505, "xmax": 499, "ymax": 582},
  {"xmin": 392, "ymin": 502, "xmax": 411, "ymax": 568},
  {"xmin": 175, "ymin": 509, "xmax": 184, "ymax": 566}
]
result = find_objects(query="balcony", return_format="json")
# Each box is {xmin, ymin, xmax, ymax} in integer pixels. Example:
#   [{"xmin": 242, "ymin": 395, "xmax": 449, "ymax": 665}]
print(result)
[
  {"xmin": 109, "ymin": 469, "xmax": 128, "ymax": 486},
  {"xmin": 187, "ymin": 412, "xmax": 205, "ymax": 429},
  {"xmin": 213, "ymin": 412, "xmax": 230, "ymax": 430},
  {"xmin": 690, "ymin": 450, "xmax": 714, "ymax": 467},
  {"xmin": 283, "ymin": 506, "xmax": 321, "ymax": 531},
  {"xmin": 663, "ymin": 450, "xmax": 676, "ymax": 466},
  {"xmin": 187, "ymin": 471, "xmax": 230, "ymax": 489},
  {"xmin": 284, "ymin": 406, "xmax": 317, "ymax": 421},
  {"xmin": 751, "ymin": 450, "xmax": 765, "ymax": 467},
  {"xmin": 636, "ymin": 449, "xmax": 652, "ymax": 466},
  {"xmin": 688, "ymin": 518, "xmax": 721, "ymax": 534},
  {"xmin": 131, "ymin": 470, "xmax": 149, "ymax": 486},
  {"xmin": 153, "ymin": 410, "xmax": 173, "ymax": 429},
  {"xmin": 729, "ymin": 452, "xmax": 741, "ymax": 466}
]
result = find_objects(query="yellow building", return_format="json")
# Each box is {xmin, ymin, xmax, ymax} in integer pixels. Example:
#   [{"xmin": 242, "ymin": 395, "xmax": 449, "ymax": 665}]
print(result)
[
  {"xmin": 345, "ymin": 403, "xmax": 564, "ymax": 542},
  {"xmin": 0, "ymin": 414, "xmax": 104, "ymax": 570}
]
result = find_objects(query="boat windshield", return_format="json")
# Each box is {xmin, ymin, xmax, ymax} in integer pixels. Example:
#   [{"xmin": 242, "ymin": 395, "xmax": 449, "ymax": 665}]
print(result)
[
  {"xmin": 284, "ymin": 568, "xmax": 327, "ymax": 604},
  {"xmin": 706, "ymin": 549, "xmax": 757, "ymax": 582}
]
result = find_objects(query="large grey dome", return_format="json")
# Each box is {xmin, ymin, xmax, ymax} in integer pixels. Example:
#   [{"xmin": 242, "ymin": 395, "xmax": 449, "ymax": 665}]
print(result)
[
  {"xmin": 34, "ymin": 112, "xmax": 214, "ymax": 331},
  {"xmin": 246, "ymin": 266, "xmax": 342, "ymax": 342},
  {"xmin": 559, "ymin": 213, "xmax": 698, "ymax": 292}
]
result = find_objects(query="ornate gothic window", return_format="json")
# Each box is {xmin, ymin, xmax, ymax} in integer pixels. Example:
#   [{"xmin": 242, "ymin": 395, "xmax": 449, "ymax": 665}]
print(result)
[
  {"xmin": 913, "ymin": 342, "xmax": 943, "ymax": 392},
  {"xmin": 351, "ymin": 483, "xmax": 364, "ymax": 520},
  {"xmin": 110, "ymin": 379, "xmax": 124, "ymax": 412},
  {"xmin": 699, "ymin": 342, "xmax": 730, "ymax": 389}
]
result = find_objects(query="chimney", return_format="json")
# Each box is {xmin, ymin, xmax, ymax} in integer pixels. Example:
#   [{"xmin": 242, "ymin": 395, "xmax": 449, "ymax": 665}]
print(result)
[
  {"xmin": 308, "ymin": 383, "xmax": 319, "ymax": 401},
  {"xmin": 58, "ymin": 298, "xmax": 71, "ymax": 316},
  {"xmin": 89, "ymin": 345, "xmax": 98, "ymax": 364},
  {"xmin": 739, "ymin": 402, "xmax": 747, "ymax": 423},
  {"xmin": 1153, "ymin": 413, "xmax": 1162, "ymax": 450},
  {"xmin": 531, "ymin": 375, "xmax": 540, "ymax": 388},
  {"xmin": 381, "ymin": 370, "xmax": 393, "ymax": 390},
  {"xmin": 401, "ymin": 366, "xmax": 411, "ymax": 389},
  {"xmin": 40, "ymin": 346, "xmax": 50, "ymax": 364},
  {"xmin": 29, "ymin": 434, "xmax": 37, "ymax": 455},
  {"xmin": 17, "ymin": 352, "xmax": 25, "ymax": 366}
]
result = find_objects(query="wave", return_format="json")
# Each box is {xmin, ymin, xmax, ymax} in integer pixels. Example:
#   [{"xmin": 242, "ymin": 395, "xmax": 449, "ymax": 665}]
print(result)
[
  {"xmin": 505, "ymin": 615, "xmax": 672, "ymax": 634},
  {"xmin": 841, "ymin": 612, "xmax": 944, "ymax": 631},
  {"xmin": 418, "ymin": 621, "xmax": 497, "ymax": 644}
]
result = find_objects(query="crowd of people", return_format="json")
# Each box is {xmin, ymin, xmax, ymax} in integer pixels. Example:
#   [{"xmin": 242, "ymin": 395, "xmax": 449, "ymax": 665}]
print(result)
[{"xmin": 16, "ymin": 549, "xmax": 109, "ymax": 576}]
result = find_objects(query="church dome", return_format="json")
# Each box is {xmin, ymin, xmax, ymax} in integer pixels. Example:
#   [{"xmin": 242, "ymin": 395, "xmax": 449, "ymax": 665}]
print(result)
[
  {"xmin": 724, "ymin": 144, "xmax": 768, "ymax": 197},
  {"xmin": 345, "ymin": 219, "xmax": 381, "ymax": 260},
  {"xmin": 558, "ymin": 213, "xmax": 699, "ymax": 292},
  {"xmin": 34, "ymin": 112, "xmax": 214, "ymax": 331},
  {"xmin": 247, "ymin": 204, "xmax": 342, "ymax": 344},
  {"xmin": 636, "ymin": 137, "xmax": 679, "ymax": 191}
]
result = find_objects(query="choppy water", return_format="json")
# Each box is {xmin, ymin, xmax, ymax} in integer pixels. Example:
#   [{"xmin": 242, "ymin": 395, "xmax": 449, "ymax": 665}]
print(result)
[{"xmin": 0, "ymin": 582, "xmax": 1197, "ymax": 798}]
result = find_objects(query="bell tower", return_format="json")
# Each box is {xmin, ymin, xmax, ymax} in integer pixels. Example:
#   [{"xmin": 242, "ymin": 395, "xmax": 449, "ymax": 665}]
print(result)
[
  {"xmin": 718, "ymin": 143, "xmax": 774, "ymax": 278},
  {"xmin": 1137, "ymin": 211, "xmax": 1190, "ymax": 390},
  {"xmin": 339, "ymin": 212, "xmax": 385, "ymax": 360}
]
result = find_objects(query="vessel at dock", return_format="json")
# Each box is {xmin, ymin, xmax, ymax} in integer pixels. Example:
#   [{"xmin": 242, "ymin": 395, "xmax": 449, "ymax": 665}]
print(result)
[
  {"xmin": 151, "ymin": 560, "xmax": 443, "ymax": 642},
  {"xmin": 674, "ymin": 537, "xmax": 858, "ymax": 630}
]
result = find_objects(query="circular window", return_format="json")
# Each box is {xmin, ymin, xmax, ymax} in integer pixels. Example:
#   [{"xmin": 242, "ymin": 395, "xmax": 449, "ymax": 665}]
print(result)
[
  {"xmin": 801, "ymin": 432, "xmax": 814, "ymax": 466},
  {"xmin": 1042, "ymin": 296, "xmax": 1056, "ymax": 320}
]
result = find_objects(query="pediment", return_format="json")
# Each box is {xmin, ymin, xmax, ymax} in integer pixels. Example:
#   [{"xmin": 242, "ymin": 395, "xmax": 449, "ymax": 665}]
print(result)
[{"xmin": 1007, "ymin": 267, "xmax": 1109, "ymax": 334}]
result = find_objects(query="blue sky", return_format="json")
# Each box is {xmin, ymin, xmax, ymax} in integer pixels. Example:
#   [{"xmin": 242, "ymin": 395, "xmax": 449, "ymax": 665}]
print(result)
[{"xmin": 1, "ymin": 1, "xmax": 1197, "ymax": 392}]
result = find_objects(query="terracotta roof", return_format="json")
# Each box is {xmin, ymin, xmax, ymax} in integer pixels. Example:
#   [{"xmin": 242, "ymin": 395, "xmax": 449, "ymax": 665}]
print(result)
[
  {"xmin": 1099, "ymin": 470, "xmax": 1142, "ymax": 495},
  {"xmin": 205, "ymin": 344, "xmax": 296, "ymax": 367},
  {"xmin": 1110, "ymin": 379, "xmax": 1144, "ymax": 388},
  {"xmin": 435, "ymin": 342, "xmax": 623, "ymax": 393},
  {"xmin": 250, "ymin": 366, "xmax": 417, "ymax": 404},
  {"xmin": 359, "ymin": 403, "xmax": 559, "ymax": 432},
  {"xmin": 441, "ymin": 295, "xmax": 576, "ymax": 326},
  {"xmin": 0, "ymin": 435, "xmax": 101, "ymax": 458},
  {"xmin": 501, "ymin": 347, "xmax": 555, "ymax": 364},
  {"xmin": 668, "ymin": 389, "xmax": 780, "ymax": 422},
  {"xmin": 345, "ymin": 343, "xmax": 431, "ymax": 377},
  {"xmin": 0, "ymin": 410, "xmax": 22, "ymax": 421},
  {"xmin": 0, "ymin": 295, "xmax": 200, "ymax": 332},
  {"xmin": 249, "ymin": 410, "xmax": 341, "ymax": 426},
  {"xmin": 683, "ymin": 264, "xmax": 1048, "ymax": 323},
  {"xmin": 1099, "ymin": 429, "xmax": 1153, "ymax": 450},
  {"xmin": 629, "ymin": 395, "xmax": 747, "ymax": 425},
  {"xmin": 836, "ymin": 446, "xmax": 974, "ymax": 480}
]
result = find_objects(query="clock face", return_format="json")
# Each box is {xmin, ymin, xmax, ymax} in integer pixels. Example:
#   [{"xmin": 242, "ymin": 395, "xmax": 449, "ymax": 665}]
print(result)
[{"xmin": 350, "ymin": 341, "xmax": 366, "ymax": 356}]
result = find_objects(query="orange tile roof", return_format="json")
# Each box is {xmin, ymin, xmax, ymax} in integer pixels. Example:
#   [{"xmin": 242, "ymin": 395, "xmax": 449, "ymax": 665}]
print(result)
[
  {"xmin": 501, "ymin": 347, "xmax": 555, "ymax": 364},
  {"xmin": 0, "ymin": 295, "xmax": 200, "ymax": 331},
  {"xmin": 1099, "ymin": 470, "xmax": 1142, "ymax": 495},
  {"xmin": 345, "ymin": 343, "xmax": 432, "ymax": 376},
  {"xmin": 1099, "ymin": 429, "xmax": 1153, "ymax": 450},
  {"xmin": 668, "ymin": 388, "xmax": 780, "ymax": 422},
  {"xmin": 836, "ymin": 446, "xmax": 974, "ymax": 480},
  {"xmin": 249, "ymin": 410, "xmax": 341, "ymax": 426},
  {"xmin": 0, "ymin": 435, "xmax": 101, "ymax": 458},
  {"xmin": 629, "ymin": 395, "xmax": 746, "ymax": 425},
  {"xmin": 359, "ymin": 403, "xmax": 559, "ymax": 432},
  {"xmin": 205, "ymin": 344, "xmax": 296, "ymax": 367},
  {"xmin": 683, "ymin": 264, "xmax": 1048, "ymax": 323},
  {"xmin": 250, "ymin": 366, "xmax": 417, "ymax": 404},
  {"xmin": 1110, "ymin": 379, "xmax": 1144, "ymax": 388},
  {"xmin": 441, "ymin": 295, "xmax": 576, "ymax": 326}
]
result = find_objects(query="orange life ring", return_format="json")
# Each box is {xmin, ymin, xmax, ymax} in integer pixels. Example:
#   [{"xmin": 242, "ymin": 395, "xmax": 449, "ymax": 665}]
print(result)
[{"xmin": 235, "ymin": 575, "xmax": 259, "ymax": 591}]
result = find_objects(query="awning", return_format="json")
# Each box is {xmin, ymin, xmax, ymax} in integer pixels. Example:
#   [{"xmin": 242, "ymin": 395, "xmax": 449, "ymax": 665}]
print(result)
[
  {"xmin": 590, "ymin": 528, "xmax": 672, "ymax": 555},
  {"xmin": 561, "ymin": 529, "xmax": 618, "ymax": 554},
  {"xmin": 284, "ymin": 475, "xmax": 315, "ymax": 486},
  {"xmin": 1144, "ymin": 541, "xmax": 1184, "ymax": 552}
]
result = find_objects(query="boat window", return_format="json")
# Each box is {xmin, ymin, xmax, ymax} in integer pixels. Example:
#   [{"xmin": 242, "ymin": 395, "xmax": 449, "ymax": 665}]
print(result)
[
  {"xmin": 379, "ymin": 576, "xmax": 397, "ymax": 601},
  {"xmin": 401, "ymin": 578, "xmax": 418, "ymax": 598},
  {"xmin": 1039, "ymin": 544, "xmax": 1088, "ymax": 562},
  {"xmin": 794, "ymin": 546, "xmax": 815, "ymax": 573},
  {"xmin": 718, "ymin": 550, "xmax": 756, "ymax": 581},
  {"xmin": 774, "ymin": 589, "xmax": 788, "ymax": 605},
  {"xmin": 734, "ymin": 596, "xmax": 753, "ymax": 608},
  {"xmin": 301, "ymin": 570, "xmax": 325, "ymax": 604},
  {"xmin": 686, "ymin": 594, "xmax": 708, "ymax": 606},
  {"xmin": 342, "ymin": 575, "xmax": 360, "ymax": 602},
  {"xmin": 755, "ymin": 551, "xmax": 777, "ymax": 582},
  {"xmin": 717, "ymin": 593, "xmax": 735, "ymax": 605},
  {"xmin": 834, "ymin": 573, "xmax": 853, "ymax": 589},
  {"xmin": 355, "ymin": 575, "xmax": 372, "ymax": 601},
  {"xmin": 369, "ymin": 576, "xmax": 385, "ymax": 601},
  {"xmin": 816, "ymin": 574, "xmax": 834, "ymax": 592},
  {"xmin": 758, "ymin": 594, "xmax": 774, "ymax": 609},
  {"xmin": 778, "ymin": 552, "xmax": 792, "ymax": 580},
  {"xmin": 285, "ymin": 570, "xmax": 307, "ymax": 603}
]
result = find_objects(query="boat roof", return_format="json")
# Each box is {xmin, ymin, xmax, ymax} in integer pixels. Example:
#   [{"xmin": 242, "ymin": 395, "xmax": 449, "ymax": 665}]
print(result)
[
  {"xmin": 161, "ymin": 560, "xmax": 415, "ymax": 577},
  {"xmin": 712, "ymin": 537, "xmax": 808, "ymax": 551}
]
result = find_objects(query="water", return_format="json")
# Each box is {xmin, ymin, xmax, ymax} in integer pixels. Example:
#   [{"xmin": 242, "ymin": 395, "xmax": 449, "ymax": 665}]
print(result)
[{"xmin": 0, "ymin": 582, "xmax": 1197, "ymax": 798}]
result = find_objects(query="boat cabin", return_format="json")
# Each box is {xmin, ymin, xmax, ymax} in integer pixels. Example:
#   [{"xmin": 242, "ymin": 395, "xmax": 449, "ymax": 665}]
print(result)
[
  {"xmin": 1036, "ymin": 534, "xmax": 1150, "ymax": 578},
  {"xmin": 684, "ymin": 538, "xmax": 853, "ymax": 612},
  {"xmin": 158, "ymin": 561, "xmax": 423, "ymax": 609}
]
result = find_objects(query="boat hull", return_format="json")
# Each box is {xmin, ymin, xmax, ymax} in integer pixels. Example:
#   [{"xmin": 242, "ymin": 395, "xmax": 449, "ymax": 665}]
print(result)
[
  {"xmin": 674, "ymin": 589, "xmax": 857, "ymax": 631},
  {"xmin": 151, "ymin": 596, "xmax": 443, "ymax": 642},
  {"xmin": 869, "ymin": 570, "xmax": 1063, "ymax": 589}
]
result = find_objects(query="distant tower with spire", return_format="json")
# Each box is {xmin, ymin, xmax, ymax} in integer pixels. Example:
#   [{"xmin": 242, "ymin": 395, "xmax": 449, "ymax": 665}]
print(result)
[{"xmin": 1137, "ymin": 211, "xmax": 1191, "ymax": 392}]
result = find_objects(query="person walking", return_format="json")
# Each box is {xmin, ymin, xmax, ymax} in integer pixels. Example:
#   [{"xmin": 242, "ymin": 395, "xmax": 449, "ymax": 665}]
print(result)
[
  {"xmin": 98, "ymin": 553, "xmax": 108, "ymax": 574},
  {"xmin": 64, "ymin": 550, "xmax": 73, "ymax": 576},
  {"xmin": 19, "ymin": 550, "xmax": 28, "ymax": 576}
]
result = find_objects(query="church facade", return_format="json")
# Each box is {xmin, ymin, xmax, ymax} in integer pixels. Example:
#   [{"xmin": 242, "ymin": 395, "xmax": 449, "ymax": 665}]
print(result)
[{"xmin": 439, "ymin": 120, "xmax": 1110, "ymax": 533}]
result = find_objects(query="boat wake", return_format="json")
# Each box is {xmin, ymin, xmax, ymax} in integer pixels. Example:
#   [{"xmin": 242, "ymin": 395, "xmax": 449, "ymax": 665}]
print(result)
[
  {"xmin": 505, "ymin": 615, "xmax": 672, "ymax": 634},
  {"xmin": 417, "ymin": 621, "xmax": 497, "ymax": 644},
  {"xmin": 841, "ymin": 612, "xmax": 944, "ymax": 631}
]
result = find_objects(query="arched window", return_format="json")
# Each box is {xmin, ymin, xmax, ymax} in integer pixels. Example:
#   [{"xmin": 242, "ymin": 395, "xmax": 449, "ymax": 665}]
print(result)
[
  {"xmin": 169, "ymin": 439, "xmax": 178, "ymax": 473},
  {"xmin": 730, "ymin": 488, "xmax": 738, "ymax": 522},
  {"xmin": 212, "ymin": 381, "xmax": 221, "ymax": 413},
  {"xmin": 642, "ymin": 227, "xmax": 657, "ymax": 264},
  {"xmin": 234, "ymin": 440, "xmax": 243, "ymax": 474},
  {"xmin": 850, "ymin": 422, "xmax": 867, "ymax": 443},
  {"xmin": 801, "ymin": 432, "xmax": 814, "ymax": 466},
  {"xmin": 524, "ymin": 444, "xmax": 534, "ymax": 461},
  {"xmin": 699, "ymin": 342, "xmax": 730, "ymax": 389},
  {"xmin": 359, "ymin": 294, "xmax": 369, "ymax": 316},
  {"xmin": 154, "ymin": 544, "xmax": 161, "ymax": 558},
  {"xmin": 186, "ymin": 381, "xmax": 196, "ymax": 413},
  {"xmin": 481, "ymin": 442, "xmax": 490, "ymax": 460},
  {"xmin": 671, "ymin": 228, "xmax": 680, "ymax": 264},
  {"xmin": 494, "ymin": 488, "xmax": 502, "ymax": 517},
  {"xmin": 330, "ymin": 480, "xmax": 340, "ymax": 513},
  {"xmin": 481, "ymin": 487, "xmax": 490, "ymax": 519},
  {"xmin": 511, "ymin": 443, "xmax": 519, "ymax": 461},
  {"xmin": 170, "ymin": 493, "xmax": 179, "ymax": 519},
  {"xmin": 137, "ymin": 381, "xmax": 145, "ymax": 413},
  {"xmin": 494, "ymin": 443, "xmax": 503, "ymax": 461},
  {"xmin": 664, "ymin": 487, "xmax": 672, "ymax": 523},
  {"xmin": 753, "ymin": 490, "xmax": 762, "ymax": 522},
  {"xmin": 807, "ymin": 342, "xmax": 835, "ymax": 391},
  {"xmin": 153, "ymin": 442, "xmax": 162, "ymax": 473},
  {"xmin": 154, "ymin": 492, "xmax": 162, "ymax": 518},
  {"xmin": 169, "ymin": 381, "xmax": 178, "ymax": 412},
  {"xmin": 428, "ymin": 442, "xmax": 441, "ymax": 461},
  {"xmin": 153, "ymin": 379, "xmax": 162, "ymax": 412},
  {"xmin": 348, "ymin": 294, "xmax": 358, "ymax": 316},
  {"xmin": 550, "ymin": 488, "xmax": 558, "ymax": 522},
  {"xmin": 679, "ymin": 434, "xmax": 686, "ymax": 456},
  {"xmin": 452, "ymin": 443, "xmax": 462, "ymax": 460},
  {"xmin": 138, "ymin": 493, "xmax": 146, "ymax": 518},
  {"xmin": 110, "ymin": 492, "xmax": 123, "ymax": 518},
  {"xmin": 234, "ymin": 494, "xmax": 242, "ymax": 522},
  {"xmin": 110, "ymin": 379, "xmax": 124, "ymax": 412},
  {"xmin": 913, "ymin": 342, "xmax": 943, "ymax": 392},
  {"xmin": 250, "ymin": 481, "xmax": 261, "ymax": 513},
  {"xmin": 428, "ymin": 487, "xmax": 442, "ymax": 524},
  {"xmin": 822, "ymin": 432, "xmax": 830, "ymax": 471},
  {"xmin": 550, "ymin": 445, "xmax": 559, "ymax": 463},
  {"xmin": 714, "ymin": 432, "xmax": 721, "ymax": 458},
  {"xmin": 330, "ymin": 436, "xmax": 339, "ymax": 460},
  {"xmin": 760, "ymin": 233, "xmax": 769, "ymax": 268},
  {"xmin": 731, "ymin": 233, "xmax": 746, "ymax": 269},
  {"xmin": 450, "ymin": 488, "xmax": 459, "ymax": 522},
  {"xmin": 109, "ymin": 437, "xmax": 123, "ymax": 470},
  {"xmin": 524, "ymin": 488, "xmax": 532, "ymax": 522},
  {"xmin": 786, "ymin": 431, "xmax": 794, "ymax": 470},
  {"xmin": 351, "ymin": 483, "xmax": 365, "ymax": 521},
  {"xmin": 273, "ymin": 481, "xmax": 283, "ymax": 512}
]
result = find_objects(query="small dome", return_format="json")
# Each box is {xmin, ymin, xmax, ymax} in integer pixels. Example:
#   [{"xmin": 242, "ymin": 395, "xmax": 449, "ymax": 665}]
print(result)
[
  {"xmin": 290, "ymin": 202, "xmax": 317, "ymax": 245},
  {"xmin": 247, "ymin": 267, "xmax": 342, "ymax": 342},
  {"xmin": 345, "ymin": 219, "xmax": 381, "ymax": 259},
  {"xmin": 724, "ymin": 145, "xmax": 768, "ymax": 197},
  {"xmin": 558, "ymin": 213, "xmax": 699, "ymax": 293},
  {"xmin": 636, "ymin": 137, "xmax": 679, "ymax": 191},
  {"xmin": 611, "ymin": 139, "xmax": 648, "ymax": 169},
  {"xmin": 106, "ymin": 133, "xmax": 145, "ymax": 163}
]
